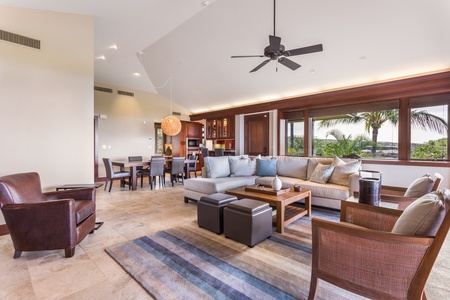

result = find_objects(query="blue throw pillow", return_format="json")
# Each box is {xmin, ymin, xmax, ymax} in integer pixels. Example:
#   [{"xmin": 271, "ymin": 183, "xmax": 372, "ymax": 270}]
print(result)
[{"xmin": 256, "ymin": 158, "xmax": 277, "ymax": 176}]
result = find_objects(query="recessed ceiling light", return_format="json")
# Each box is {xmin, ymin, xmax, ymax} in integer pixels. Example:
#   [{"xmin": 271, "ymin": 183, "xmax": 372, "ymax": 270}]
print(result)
[
  {"xmin": 359, "ymin": 56, "xmax": 367, "ymax": 61},
  {"xmin": 110, "ymin": 45, "xmax": 118, "ymax": 50},
  {"xmin": 133, "ymin": 72, "xmax": 141, "ymax": 76},
  {"xmin": 201, "ymin": 1, "xmax": 209, "ymax": 7},
  {"xmin": 97, "ymin": 55, "xmax": 106, "ymax": 60}
]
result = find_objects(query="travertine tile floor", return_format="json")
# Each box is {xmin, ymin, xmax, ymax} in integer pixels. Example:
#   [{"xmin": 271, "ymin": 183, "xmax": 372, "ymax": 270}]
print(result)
[{"xmin": 0, "ymin": 181, "xmax": 449, "ymax": 299}]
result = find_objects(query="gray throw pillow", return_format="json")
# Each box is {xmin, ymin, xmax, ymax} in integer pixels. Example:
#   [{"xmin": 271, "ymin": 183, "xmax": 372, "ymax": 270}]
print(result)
[
  {"xmin": 204, "ymin": 156, "xmax": 230, "ymax": 178},
  {"xmin": 229, "ymin": 157, "xmax": 256, "ymax": 177},
  {"xmin": 404, "ymin": 174, "xmax": 435, "ymax": 197},
  {"xmin": 391, "ymin": 192, "xmax": 446, "ymax": 236},
  {"xmin": 309, "ymin": 163, "xmax": 335, "ymax": 184}
]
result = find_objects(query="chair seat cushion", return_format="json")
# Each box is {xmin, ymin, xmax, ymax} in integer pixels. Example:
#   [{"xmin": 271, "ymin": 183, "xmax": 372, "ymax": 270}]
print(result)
[{"xmin": 74, "ymin": 200, "xmax": 96, "ymax": 224}]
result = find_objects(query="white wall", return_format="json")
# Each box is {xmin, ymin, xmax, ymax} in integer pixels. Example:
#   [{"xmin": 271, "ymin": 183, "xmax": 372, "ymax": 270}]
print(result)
[
  {"xmin": 361, "ymin": 163, "xmax": 450, "ymax": 190},
  {"xmin": 0, "ymin": 7, "xmax": 94, "ymax": 190},
  {"xmin": 94, "ymin": 83, "xmax": 191, "ymax": 178}
]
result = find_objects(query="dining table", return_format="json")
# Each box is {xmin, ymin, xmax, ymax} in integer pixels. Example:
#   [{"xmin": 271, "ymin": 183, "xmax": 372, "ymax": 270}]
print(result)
[{"xmin": 111, "ymin": 160, "xmax": 150, "ymax": 190}]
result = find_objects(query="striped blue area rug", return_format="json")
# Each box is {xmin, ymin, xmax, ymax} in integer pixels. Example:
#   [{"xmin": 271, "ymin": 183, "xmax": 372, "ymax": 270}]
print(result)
[{"xmin": 106, "ymin": 209, "xmax": 360, "ymax": 299}]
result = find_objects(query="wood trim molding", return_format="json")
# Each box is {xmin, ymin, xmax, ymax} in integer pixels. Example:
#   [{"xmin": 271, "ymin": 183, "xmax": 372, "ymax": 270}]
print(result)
[{"xmin": 190, "ymin": 71, "xmax": 450, "ymax": 120}]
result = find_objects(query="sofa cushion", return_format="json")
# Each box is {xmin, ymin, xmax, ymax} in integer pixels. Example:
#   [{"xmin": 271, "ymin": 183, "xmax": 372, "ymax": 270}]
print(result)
[
  {"xmin": 184, "ymin": 176, "xmax": 258, "ymax": 195},
  {"xmin": 309, "ymin": 164, "xmax": 335, "ymax": 184},
  {"xmin": 391, "ymin": 192, "xmax": 446, "ymax": 236},
  {"xmin": 329, "ymin": 158, "xmax": 361, "ymax": 187},
  {"xmin": 229, "ymin": 157, "xmax": 256, "ymax": 177},
  {"xmin": 204, "ymin": 156, "xmax": 230, "ymax": 178},
  {"xmin": 404, "ymin": 174, "xmax": 435, "ymax": 197},
  {"xmin": 295, "ymin": 180, "xmax": 350, "ymax": 200},
  {"xmin": 306, "ymin": 157, "xmax": 334, "ymax": 180},
  {"xmin": 256, "ymin": 158, "xmax": 277, "ymax": 176},
  {"xmin": 276, "ymin": 156, "xmax": 308, "ymax": 180}
]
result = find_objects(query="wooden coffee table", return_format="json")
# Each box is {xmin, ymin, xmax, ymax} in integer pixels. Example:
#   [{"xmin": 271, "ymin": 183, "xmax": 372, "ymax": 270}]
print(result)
[{"xmin": 225, "ymin": 186, "xmax": 311, "ymax": 234}]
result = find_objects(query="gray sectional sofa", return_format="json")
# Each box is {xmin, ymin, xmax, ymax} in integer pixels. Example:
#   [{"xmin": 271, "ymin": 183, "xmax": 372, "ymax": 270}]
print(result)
[{"xmin": 184, "ymin": 155, "xmax": 362, "ymax": 210}]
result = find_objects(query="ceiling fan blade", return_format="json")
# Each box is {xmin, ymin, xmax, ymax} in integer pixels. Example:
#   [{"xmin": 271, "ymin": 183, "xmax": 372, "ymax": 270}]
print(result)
[
  {"xmin": 250, "ymin": 59, "xmax": 271, "ymax": 73},
  {"xmin": 278, "ymin": 57, "xmax": 301, "ymax": 71},
  {"xmin": 285, "ymin": 44, "xmax": 323, "ymax": 56},
  {"xmin": 231, "ymin": 55, "xmax": 265, "ymax": 58},
  {"xmin": 269, "ymin": 35, "xmax": 281, "ymax": 52}
]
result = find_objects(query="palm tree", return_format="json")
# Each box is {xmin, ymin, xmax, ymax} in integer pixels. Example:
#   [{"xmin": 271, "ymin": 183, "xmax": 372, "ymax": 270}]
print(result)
[
  {"xmin": 316, "ymin": 129, "xmax": 370, "ymax": 157},
  {"xmin": 318, "ymin": 109, "xmax": 448, "ymax": 156}
]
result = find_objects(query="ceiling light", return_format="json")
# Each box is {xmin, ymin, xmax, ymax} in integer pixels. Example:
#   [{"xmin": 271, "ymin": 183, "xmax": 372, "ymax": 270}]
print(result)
[
  {"xmin": 310, "ymin": 69, "xmax": 316, "ymax": 74},
  {"xmin": 133, "ymin": 72, "xmax": 141, "ymax": 76},
  {"xmin": 97, "ymin": 55, "xmax": 106, "ymax": 60},
  {"xmin": 201, "ymin": 1, "xmax": 209, "ymax": 7},
  {"xmin": 110, "ymin": 45, "xmax": 118, "ymax": 50},
  {"xmin": 359, "ymin": 56, "xmax": 367, "ymax": 61}
]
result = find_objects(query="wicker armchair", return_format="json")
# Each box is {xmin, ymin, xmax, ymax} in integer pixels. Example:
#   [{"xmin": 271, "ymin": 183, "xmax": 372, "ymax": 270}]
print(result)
[{"xmin": 308, "ymin": 191, "xmax": 450, "ymax": 300}]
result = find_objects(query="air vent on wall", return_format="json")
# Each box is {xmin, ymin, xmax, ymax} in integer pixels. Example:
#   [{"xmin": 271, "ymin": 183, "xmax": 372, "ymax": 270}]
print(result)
[
  {"xmin": 94, "ymin": 86, "xmax": 113, "ymax": 93},
  {"xmin": 172, "ymin": 111, "xmax": 181, "ymax": 116},
  {"xmin": 0, "ymin": 29, "xmax": 40, "ymax": 49},
  {"xmin": 117, "ymin": 90, "xmax": 134, "ymax": 97}
]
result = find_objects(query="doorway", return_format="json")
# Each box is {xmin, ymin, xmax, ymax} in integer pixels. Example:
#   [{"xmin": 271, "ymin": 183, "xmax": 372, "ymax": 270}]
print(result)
[{"xmin": 244, "ymin": 113, "xmax": 270, "ymax": 156}]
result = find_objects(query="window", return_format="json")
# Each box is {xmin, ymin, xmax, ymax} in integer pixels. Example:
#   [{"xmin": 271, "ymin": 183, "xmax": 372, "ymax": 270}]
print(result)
[
  {"xmin": 154, "ymin": 123, "xmax": 163, "ymax": 154},
  {"xmin": 310, "ymin": 101, "xmax": 399, "ymax": 159},
  {"xmin": 409, "ymin": 94, "xmax": 449, "ymax": 161},
  {"xmin": 286, "ymin": 119, "xmax": 304, "ymax": 156}
]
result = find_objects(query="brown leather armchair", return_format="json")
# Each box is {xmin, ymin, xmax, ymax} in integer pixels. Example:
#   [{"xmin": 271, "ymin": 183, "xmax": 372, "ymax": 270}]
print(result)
[{"xmin": 0, "ymin": 172, "xmax": 96, "ymax": 258}]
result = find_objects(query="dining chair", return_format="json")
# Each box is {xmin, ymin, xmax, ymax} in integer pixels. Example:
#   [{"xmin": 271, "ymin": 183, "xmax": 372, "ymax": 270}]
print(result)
[
  {"xmin": 141, "ymin": 157, "xmax": 165, "ymax": 189},
  {"xmin": 214, "ymin": 148, "xmax": 225, "ymax": 157},
  {"xmin": 185, "ymin": 154, "xmax": 198, "ymax": 178},
  {"xmin": 103, "ymin": 158, "xmax": 131, "ymax": 192},
  {"xmin": 128, "ymin": 155, "xmax": 144, "ymax": 186},
  {"xmin": 165, "ymin": 157, "xmax": 185, "ymax": 186},
  {"xmin": 201, "ymin": 147, "xmax": 209, "ymax": 165}
]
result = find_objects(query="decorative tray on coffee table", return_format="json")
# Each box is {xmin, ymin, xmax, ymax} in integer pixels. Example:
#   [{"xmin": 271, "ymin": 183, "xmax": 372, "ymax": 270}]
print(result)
[{"xmin": 245, "ymin": 184, "xmax": 290, "ymax": 196}]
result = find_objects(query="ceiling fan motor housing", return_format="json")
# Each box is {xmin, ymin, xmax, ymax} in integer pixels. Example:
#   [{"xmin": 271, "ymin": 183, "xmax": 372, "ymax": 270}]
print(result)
[{"xmin": 264, "ymin": 44, "xmax": 286, "ymax": 60}]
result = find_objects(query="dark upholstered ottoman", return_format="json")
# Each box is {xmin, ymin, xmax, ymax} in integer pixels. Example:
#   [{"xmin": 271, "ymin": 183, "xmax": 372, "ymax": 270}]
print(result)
[
  {"xmin": 224, "ymin": 198, "xmax": 272, "ymax": 247},
  {"xmin": 198, "ymin": 193, "xmax": 238, "ymax": 234}
]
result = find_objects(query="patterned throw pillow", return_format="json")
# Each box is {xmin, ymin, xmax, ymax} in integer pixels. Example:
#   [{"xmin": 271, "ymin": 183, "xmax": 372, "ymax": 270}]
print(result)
[{"xmin": 309, "ymin": 163, "xmax": 336, "ymax": 184}]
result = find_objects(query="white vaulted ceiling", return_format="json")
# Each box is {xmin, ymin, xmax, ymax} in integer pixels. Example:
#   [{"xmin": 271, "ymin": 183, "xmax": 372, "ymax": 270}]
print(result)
[{"xmin": 1, "ymin": 0, "xmax": 450, "ymax": 114}]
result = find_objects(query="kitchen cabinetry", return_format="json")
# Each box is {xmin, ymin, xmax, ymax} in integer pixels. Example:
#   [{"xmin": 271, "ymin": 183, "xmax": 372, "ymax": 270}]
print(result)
[
  {"xmin": 206, "ymin": 117, "xmax": 234, "ymax": 139},
  {"xmin": 169, "ymin": 121, "xmax": 202, "ymax": 159}
]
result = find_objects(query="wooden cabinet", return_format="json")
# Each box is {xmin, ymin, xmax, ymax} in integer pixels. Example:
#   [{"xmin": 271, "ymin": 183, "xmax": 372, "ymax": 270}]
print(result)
[
  {"xmin": 169, "ymin": 121, "xmax": 202, "ymax": 158},
  {"xmin": 206, "ymin": 117, "xmax": 234, "ymax": 139}
]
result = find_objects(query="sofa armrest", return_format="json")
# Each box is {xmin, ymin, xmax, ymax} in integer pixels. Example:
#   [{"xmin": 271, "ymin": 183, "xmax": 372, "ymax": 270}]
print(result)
[
  {"xmin": 348, "ymin": 172, "xmax": 360, "ymax": 196},
  {"xmin": 44, "ymin": 188, "xmax": 95, "ymax": 202}
]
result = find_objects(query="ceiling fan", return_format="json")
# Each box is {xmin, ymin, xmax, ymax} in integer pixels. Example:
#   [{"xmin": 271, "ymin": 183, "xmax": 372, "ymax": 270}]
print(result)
[{"xmin": 231, "ymin": 0, "xmax": 323, "ymax": 73}]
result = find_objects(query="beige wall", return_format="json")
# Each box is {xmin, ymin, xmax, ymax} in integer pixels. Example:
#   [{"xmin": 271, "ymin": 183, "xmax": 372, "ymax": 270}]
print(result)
[
  {"xmin": 94, "ymin": 83, "xmax": 191, "ymax": 178},
  {"xmin": 0, "ymin": 7, "xmax": 94, "ymax": 190}
]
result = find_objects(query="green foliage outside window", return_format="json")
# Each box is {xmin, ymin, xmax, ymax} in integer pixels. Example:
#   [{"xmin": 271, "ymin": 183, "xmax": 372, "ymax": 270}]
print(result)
[
  {"xmin": 314, "ymin": 129, "xmax": 370, "ymax": 157},
  {"xmin": 411, "ymin": 138, "xmax": 448, "ymax": 160}
]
